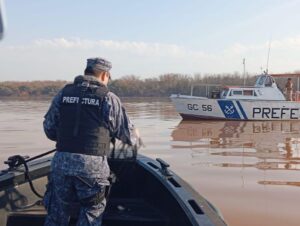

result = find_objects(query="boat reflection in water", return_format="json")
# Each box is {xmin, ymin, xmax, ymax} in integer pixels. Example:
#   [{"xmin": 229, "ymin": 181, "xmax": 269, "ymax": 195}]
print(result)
[{"xmin": 171, "ymin": 120, "xmax": 300, "ymax": 187}]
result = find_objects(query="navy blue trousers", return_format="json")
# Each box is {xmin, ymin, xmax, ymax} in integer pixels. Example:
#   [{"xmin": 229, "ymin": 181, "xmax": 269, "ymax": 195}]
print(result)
[{"xmin": 43, "ymin": 171, "xmax": 106, "ymax": 226}]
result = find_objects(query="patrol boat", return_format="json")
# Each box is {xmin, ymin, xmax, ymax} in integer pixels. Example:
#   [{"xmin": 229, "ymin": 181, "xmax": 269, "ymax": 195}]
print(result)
[
  {"xmin": 171, "ymin": 74, "xmax": 300, "ymax": 120},
  {"xmin": 0, "ymin": 147, "xmax": 227, "ymax": 226}
]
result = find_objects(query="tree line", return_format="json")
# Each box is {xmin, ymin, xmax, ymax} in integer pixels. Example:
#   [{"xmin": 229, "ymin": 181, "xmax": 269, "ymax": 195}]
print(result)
[{"xmin": 0, "ymin": 73, "xmax": 291, "ymax": 98}]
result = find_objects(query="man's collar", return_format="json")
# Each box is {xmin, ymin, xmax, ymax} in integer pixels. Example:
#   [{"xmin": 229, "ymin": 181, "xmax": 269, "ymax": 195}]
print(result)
[{"xmin": 74, "ymin": 75, "xmax": 106, "ymax": 87}]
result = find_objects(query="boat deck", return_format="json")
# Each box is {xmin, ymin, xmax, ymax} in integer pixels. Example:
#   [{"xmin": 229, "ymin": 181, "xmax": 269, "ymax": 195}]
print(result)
[{"xmin": 7, "ymin": 198, "xmax": 169, "ymax": 226}]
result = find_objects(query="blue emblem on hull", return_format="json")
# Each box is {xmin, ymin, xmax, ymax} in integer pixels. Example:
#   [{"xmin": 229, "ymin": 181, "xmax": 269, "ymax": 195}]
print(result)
[{"xmin": 218, "ymin": 100, "xmax": 241, "ymax": 119}]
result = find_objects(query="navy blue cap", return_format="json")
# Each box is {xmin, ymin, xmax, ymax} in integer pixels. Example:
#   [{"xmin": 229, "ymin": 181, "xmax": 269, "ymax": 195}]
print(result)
[{"xmin": 86, "ymin": 57, "xmax": 112, "ymax": 72}]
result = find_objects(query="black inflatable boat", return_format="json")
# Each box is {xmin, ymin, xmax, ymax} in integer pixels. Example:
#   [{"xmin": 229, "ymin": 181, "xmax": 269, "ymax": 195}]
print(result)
[{"xmin": 0, "ymin": 149, "xmax": 227, "ymax": 226}]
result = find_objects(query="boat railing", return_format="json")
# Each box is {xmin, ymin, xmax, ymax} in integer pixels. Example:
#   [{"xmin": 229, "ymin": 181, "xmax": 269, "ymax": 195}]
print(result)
[{"xmin": 190, "ymin": 83, "xmax": 222, "ymax": 98}]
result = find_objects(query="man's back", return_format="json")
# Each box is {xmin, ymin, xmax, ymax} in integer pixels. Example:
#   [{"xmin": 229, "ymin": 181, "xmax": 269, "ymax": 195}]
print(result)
[{"xmin": 43, "ymin": 58, "xmax": 139, "ymax": 226}]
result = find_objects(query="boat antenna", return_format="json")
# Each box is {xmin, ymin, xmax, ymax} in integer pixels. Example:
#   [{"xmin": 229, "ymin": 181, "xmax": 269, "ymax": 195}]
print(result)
[
  {"xmin": 243, "ymin": 58, "xmax": 246, "ymax": 86},
  {"xmin": 266, "ymin": 38, "xmax": 272, "ymax": 74}
]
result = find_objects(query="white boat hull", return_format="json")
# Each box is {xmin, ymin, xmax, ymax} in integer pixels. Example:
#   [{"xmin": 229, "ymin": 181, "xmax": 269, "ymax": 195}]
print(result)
[{"xmin": 171, "ymin": 95, "xmax": 300, "ymax": 120}]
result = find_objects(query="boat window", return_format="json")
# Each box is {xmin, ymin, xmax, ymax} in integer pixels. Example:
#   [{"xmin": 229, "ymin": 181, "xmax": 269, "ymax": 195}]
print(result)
[
  {"xmin": 232, "ymin": 90, "xmax": 243, "ymax": 95},
  {"xmin": 243, "ymin": 90, "xmax": 253, "ymax": 96},
  {"xmin": 265, "ymin": 76, "xmax": 272, "ymax": 87},
  {"xmin": 271, "ymin": 77, "xmax": 276, "ymax": 85},
  {"xmin": 222, "ymin": 89, "xmax": 229, "ymax": 97},
  {"xmin": 254, "ymin": 90, "xmax": 258, "ymax": 96},
  {"xmin": 256, "ymin": 75, "xmax": 266, "ymax": 86}
]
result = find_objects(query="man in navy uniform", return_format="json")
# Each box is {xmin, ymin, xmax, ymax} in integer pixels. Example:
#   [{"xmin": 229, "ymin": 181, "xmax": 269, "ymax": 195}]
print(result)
[{"xmin": 43, "ymin": 57, "xmax": 140, "ymax": 226}]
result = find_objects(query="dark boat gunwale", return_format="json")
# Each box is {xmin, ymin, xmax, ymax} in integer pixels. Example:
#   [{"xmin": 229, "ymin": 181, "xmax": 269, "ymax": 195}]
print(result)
[
  {"xmin": 137, "ymin": 155, "xmax": 227, "ymax": 226},
  {"xmin": 0, "ymin": 154, "xmax": 227, "ymax": 226},
  {"xmin": 0, "ymin": 157, "xmax": 52, "ymax": 192}
]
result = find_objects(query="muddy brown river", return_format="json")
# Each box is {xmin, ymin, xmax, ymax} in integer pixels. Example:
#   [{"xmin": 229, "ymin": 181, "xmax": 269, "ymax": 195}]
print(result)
[{"xmin": 1, "ymin": 99, "xmax": 300, "ymax": 226}]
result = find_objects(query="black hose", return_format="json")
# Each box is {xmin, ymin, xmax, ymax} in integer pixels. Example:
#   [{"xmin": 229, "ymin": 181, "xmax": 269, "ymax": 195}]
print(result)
[
  {"xmin": 24, "ymin": 149, "xmax": 57, "ymax": 198},
  {"xmin": 4, "ymin": 149, "xmax": 57, "ymax": 200},
  {"xmin": 26, "ymin": 149, "xmax": 56, "ymax": 163},
  {"xmin": 22, "ymin": 158, "xmax": 44, "ymax": 198},
  {"xmin": 6, "ymin": 155, "xmax": 45, "ymax": 198}
]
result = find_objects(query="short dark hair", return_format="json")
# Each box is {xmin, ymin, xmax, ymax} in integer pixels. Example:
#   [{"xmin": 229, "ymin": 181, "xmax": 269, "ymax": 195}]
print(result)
[
  {"xmin": 84, "ymin": 66, "xmax": 103, "ymax": 77},
  {"xmin": 84, "ymin": 66, "xmax": 95, "ymax": 75}
]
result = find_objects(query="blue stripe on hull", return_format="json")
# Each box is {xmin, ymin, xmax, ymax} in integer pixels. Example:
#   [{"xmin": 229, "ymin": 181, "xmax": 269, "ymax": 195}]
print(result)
[{"xmin": 236, "ymin": 101, "xmax": 248, "ymax": 120}]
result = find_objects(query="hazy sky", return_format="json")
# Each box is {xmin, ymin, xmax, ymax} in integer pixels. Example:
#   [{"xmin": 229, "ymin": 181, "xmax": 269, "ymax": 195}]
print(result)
[{"xmin": 1, "ymin": 0, "xmax": 300, "ymax": 81}]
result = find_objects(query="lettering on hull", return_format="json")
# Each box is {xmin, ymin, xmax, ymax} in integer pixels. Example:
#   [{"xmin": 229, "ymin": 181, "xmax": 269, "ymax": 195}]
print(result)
[
  {"xmin": 253, "ymin": 107, "xmax": 299, "ymax": 119},
  {"xmin": 187, "ymin": 104, "xmax": 212, "ymax": 111}
]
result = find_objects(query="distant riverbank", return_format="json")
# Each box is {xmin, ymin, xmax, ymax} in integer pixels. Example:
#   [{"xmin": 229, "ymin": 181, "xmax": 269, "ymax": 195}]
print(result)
[{"xmin": 0, "ymin": 73, "xmax": 291, "ymax": 99}]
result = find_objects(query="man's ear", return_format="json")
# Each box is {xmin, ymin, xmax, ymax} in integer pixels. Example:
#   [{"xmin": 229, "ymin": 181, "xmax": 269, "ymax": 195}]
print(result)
[{"xmin": 100, "ymin": 72, "xmax": 106, "ymax": 81}]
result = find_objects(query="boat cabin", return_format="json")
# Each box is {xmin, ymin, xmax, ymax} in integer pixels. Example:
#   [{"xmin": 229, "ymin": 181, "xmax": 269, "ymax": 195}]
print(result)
[{"xmin": 220, "ymin": 74, "xmax": 286, "ymax": 100}]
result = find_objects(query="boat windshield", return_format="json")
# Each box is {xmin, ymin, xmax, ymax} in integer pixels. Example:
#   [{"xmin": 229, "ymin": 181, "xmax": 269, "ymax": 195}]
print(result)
[
  {"xmin": 265, "ymin": 76, "xmax": 273, "ymax": 87},
  {"xmin": 256, "ymin": 75, "xmax": 266, "ymax": 86},
  {"xmin": 221, "ymin": 89, "xmax": 229, "ymax": 97},
  {"xmin": 255, "ymin": 75, "xmax": 276, "ymax": 87}
]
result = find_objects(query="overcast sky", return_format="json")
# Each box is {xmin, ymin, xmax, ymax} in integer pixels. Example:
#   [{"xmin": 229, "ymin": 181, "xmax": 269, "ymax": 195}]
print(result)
[{"xmin": 1, "ymin": 0, "xmax": 300, "ymax": 81}]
